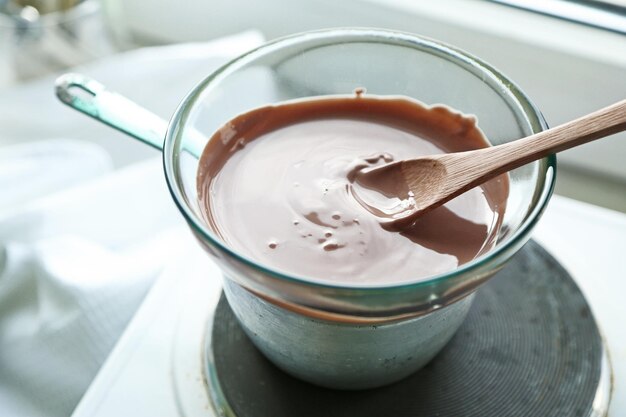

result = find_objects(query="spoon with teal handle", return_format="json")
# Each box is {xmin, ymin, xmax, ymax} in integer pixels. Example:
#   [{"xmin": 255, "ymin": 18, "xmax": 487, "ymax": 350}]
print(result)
[{"xmin": 55, "ymin": 73, "xmax": 205, "ymax": 156}]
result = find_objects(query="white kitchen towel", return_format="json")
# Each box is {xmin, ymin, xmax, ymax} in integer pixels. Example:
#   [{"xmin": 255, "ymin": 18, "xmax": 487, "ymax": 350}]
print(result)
[
  {"xmin": 0, "ymin": 157, "xmax": 186, "ymax": 417},
  {"xmin": 0, "ymin": 139, "xmax": 113, "ymax": 213},
  {"xmin": 0, "ymin": 31, "xmax": 264, "ymax": 417}
]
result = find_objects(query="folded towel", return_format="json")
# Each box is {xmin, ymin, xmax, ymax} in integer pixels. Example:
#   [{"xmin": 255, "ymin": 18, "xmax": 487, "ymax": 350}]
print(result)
[{"xmin": 0, "ymin": 31, "xmax": 264, "ymax": 417}]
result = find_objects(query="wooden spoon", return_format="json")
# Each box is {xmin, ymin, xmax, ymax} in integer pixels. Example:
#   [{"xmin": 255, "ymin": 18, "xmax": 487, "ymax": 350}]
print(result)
[{"xmin": 356, "ymin": 99, "xmax": 626, "ymax": 228}]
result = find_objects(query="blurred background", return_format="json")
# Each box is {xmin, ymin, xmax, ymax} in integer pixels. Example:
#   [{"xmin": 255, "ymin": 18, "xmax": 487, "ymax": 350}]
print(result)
[{"xmin": 1, "ymin": 0, "xmax": 625, "ymax": 211}]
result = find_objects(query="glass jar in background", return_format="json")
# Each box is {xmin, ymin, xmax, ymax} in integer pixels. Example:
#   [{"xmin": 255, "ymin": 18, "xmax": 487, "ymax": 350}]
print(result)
[{"xmin": 0, "ymin": 0, "xmax": 116, "ymax": 88}]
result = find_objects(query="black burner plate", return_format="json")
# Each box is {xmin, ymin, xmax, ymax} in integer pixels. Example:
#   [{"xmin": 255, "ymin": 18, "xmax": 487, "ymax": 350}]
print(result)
[{"xmin": 208, "ymin": 241, "xmax": 604, "ymax": 417}]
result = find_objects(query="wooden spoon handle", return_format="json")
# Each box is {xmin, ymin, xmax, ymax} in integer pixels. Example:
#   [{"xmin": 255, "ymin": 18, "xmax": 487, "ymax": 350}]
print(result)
[
  {"xmin": 505, "ymin": 98, "xmax": 626, "ymax": 161},
  {"xmin": 457, "ymin": 99, "xmax": 626, "ymax": 183}
]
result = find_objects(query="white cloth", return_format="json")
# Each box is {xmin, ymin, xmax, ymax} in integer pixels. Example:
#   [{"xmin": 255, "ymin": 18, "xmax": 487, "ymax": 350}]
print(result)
[
  {"xmin": 0, "ymin": 139, "xmax": 113, "ymax": 212},
  {"xmin": 0, "ymin": 32, "xmax": 264, "ymax": 417},
  {"xmin": 0, "ymin": 157, "xmax": 183, "ymax": 417}
]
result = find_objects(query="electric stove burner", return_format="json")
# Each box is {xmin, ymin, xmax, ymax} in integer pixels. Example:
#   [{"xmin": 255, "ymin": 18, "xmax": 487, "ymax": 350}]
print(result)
[{"xmin": 202, "ymin": 241, "xmax": 611, "ymax": 417}]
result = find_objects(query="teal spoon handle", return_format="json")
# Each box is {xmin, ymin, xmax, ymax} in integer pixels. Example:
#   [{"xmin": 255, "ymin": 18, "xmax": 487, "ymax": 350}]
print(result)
[{"xmin": 55, "ymin": 73, "xmax": 168, "ymax": 151}]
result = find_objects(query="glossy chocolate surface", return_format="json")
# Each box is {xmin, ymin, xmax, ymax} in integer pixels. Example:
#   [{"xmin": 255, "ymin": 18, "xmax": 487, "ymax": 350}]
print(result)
[{"xmin": 197, "ymin": 94, "xmax": 508, "ymax": 284}]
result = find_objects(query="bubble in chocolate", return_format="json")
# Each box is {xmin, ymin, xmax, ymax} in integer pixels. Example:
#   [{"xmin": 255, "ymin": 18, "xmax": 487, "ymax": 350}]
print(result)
[
  {"xmin": 364, "ymin": 153, "xmax": 393, "ymax": 164},
  {"xmin": 323, "ymin": 242, "xmax": 345, "ymax": 251}
]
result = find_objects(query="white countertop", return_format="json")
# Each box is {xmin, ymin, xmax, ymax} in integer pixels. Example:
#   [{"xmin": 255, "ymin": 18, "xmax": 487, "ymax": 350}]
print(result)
[{"xmin": 70, "ymin": 191, "xmax": 626, "ymax": 417}]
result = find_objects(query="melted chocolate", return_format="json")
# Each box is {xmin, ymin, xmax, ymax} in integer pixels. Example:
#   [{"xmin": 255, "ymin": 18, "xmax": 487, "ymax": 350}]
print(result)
[{"xmin": 197, "ymin": 94, "xmax": 508, "ymax": 284}]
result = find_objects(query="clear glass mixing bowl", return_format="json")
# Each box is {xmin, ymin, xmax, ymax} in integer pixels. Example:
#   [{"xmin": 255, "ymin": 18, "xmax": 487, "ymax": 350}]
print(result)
[{"xmin": 162, "ymin": 28, "xmax": 555, "ymax": 320}]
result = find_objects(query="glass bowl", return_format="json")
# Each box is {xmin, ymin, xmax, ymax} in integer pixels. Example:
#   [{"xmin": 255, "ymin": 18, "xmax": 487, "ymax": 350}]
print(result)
[
  {"xmin": 165, "ymin": 28, "xmax": 555, "ymax": 320},
  {"xmin": 163, "ymin": 28, "xmax": 554, "ymax": 388}
]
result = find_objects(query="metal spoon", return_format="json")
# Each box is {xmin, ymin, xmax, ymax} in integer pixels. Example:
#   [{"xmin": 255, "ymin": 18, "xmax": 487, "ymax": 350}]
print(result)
[{"xmin": 356, "ymin": 99, "xmax": 626, "ymax": 228}]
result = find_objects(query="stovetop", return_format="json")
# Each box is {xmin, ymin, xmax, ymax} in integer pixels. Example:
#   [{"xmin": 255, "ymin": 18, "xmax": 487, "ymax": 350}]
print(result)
[
  {"xmin": 71, "ymin": 196, "xmax": 626, "ymax": 416},
  {"xmin": 203, "ymin": 241, "xmax": 609, "ymax": 417}
]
